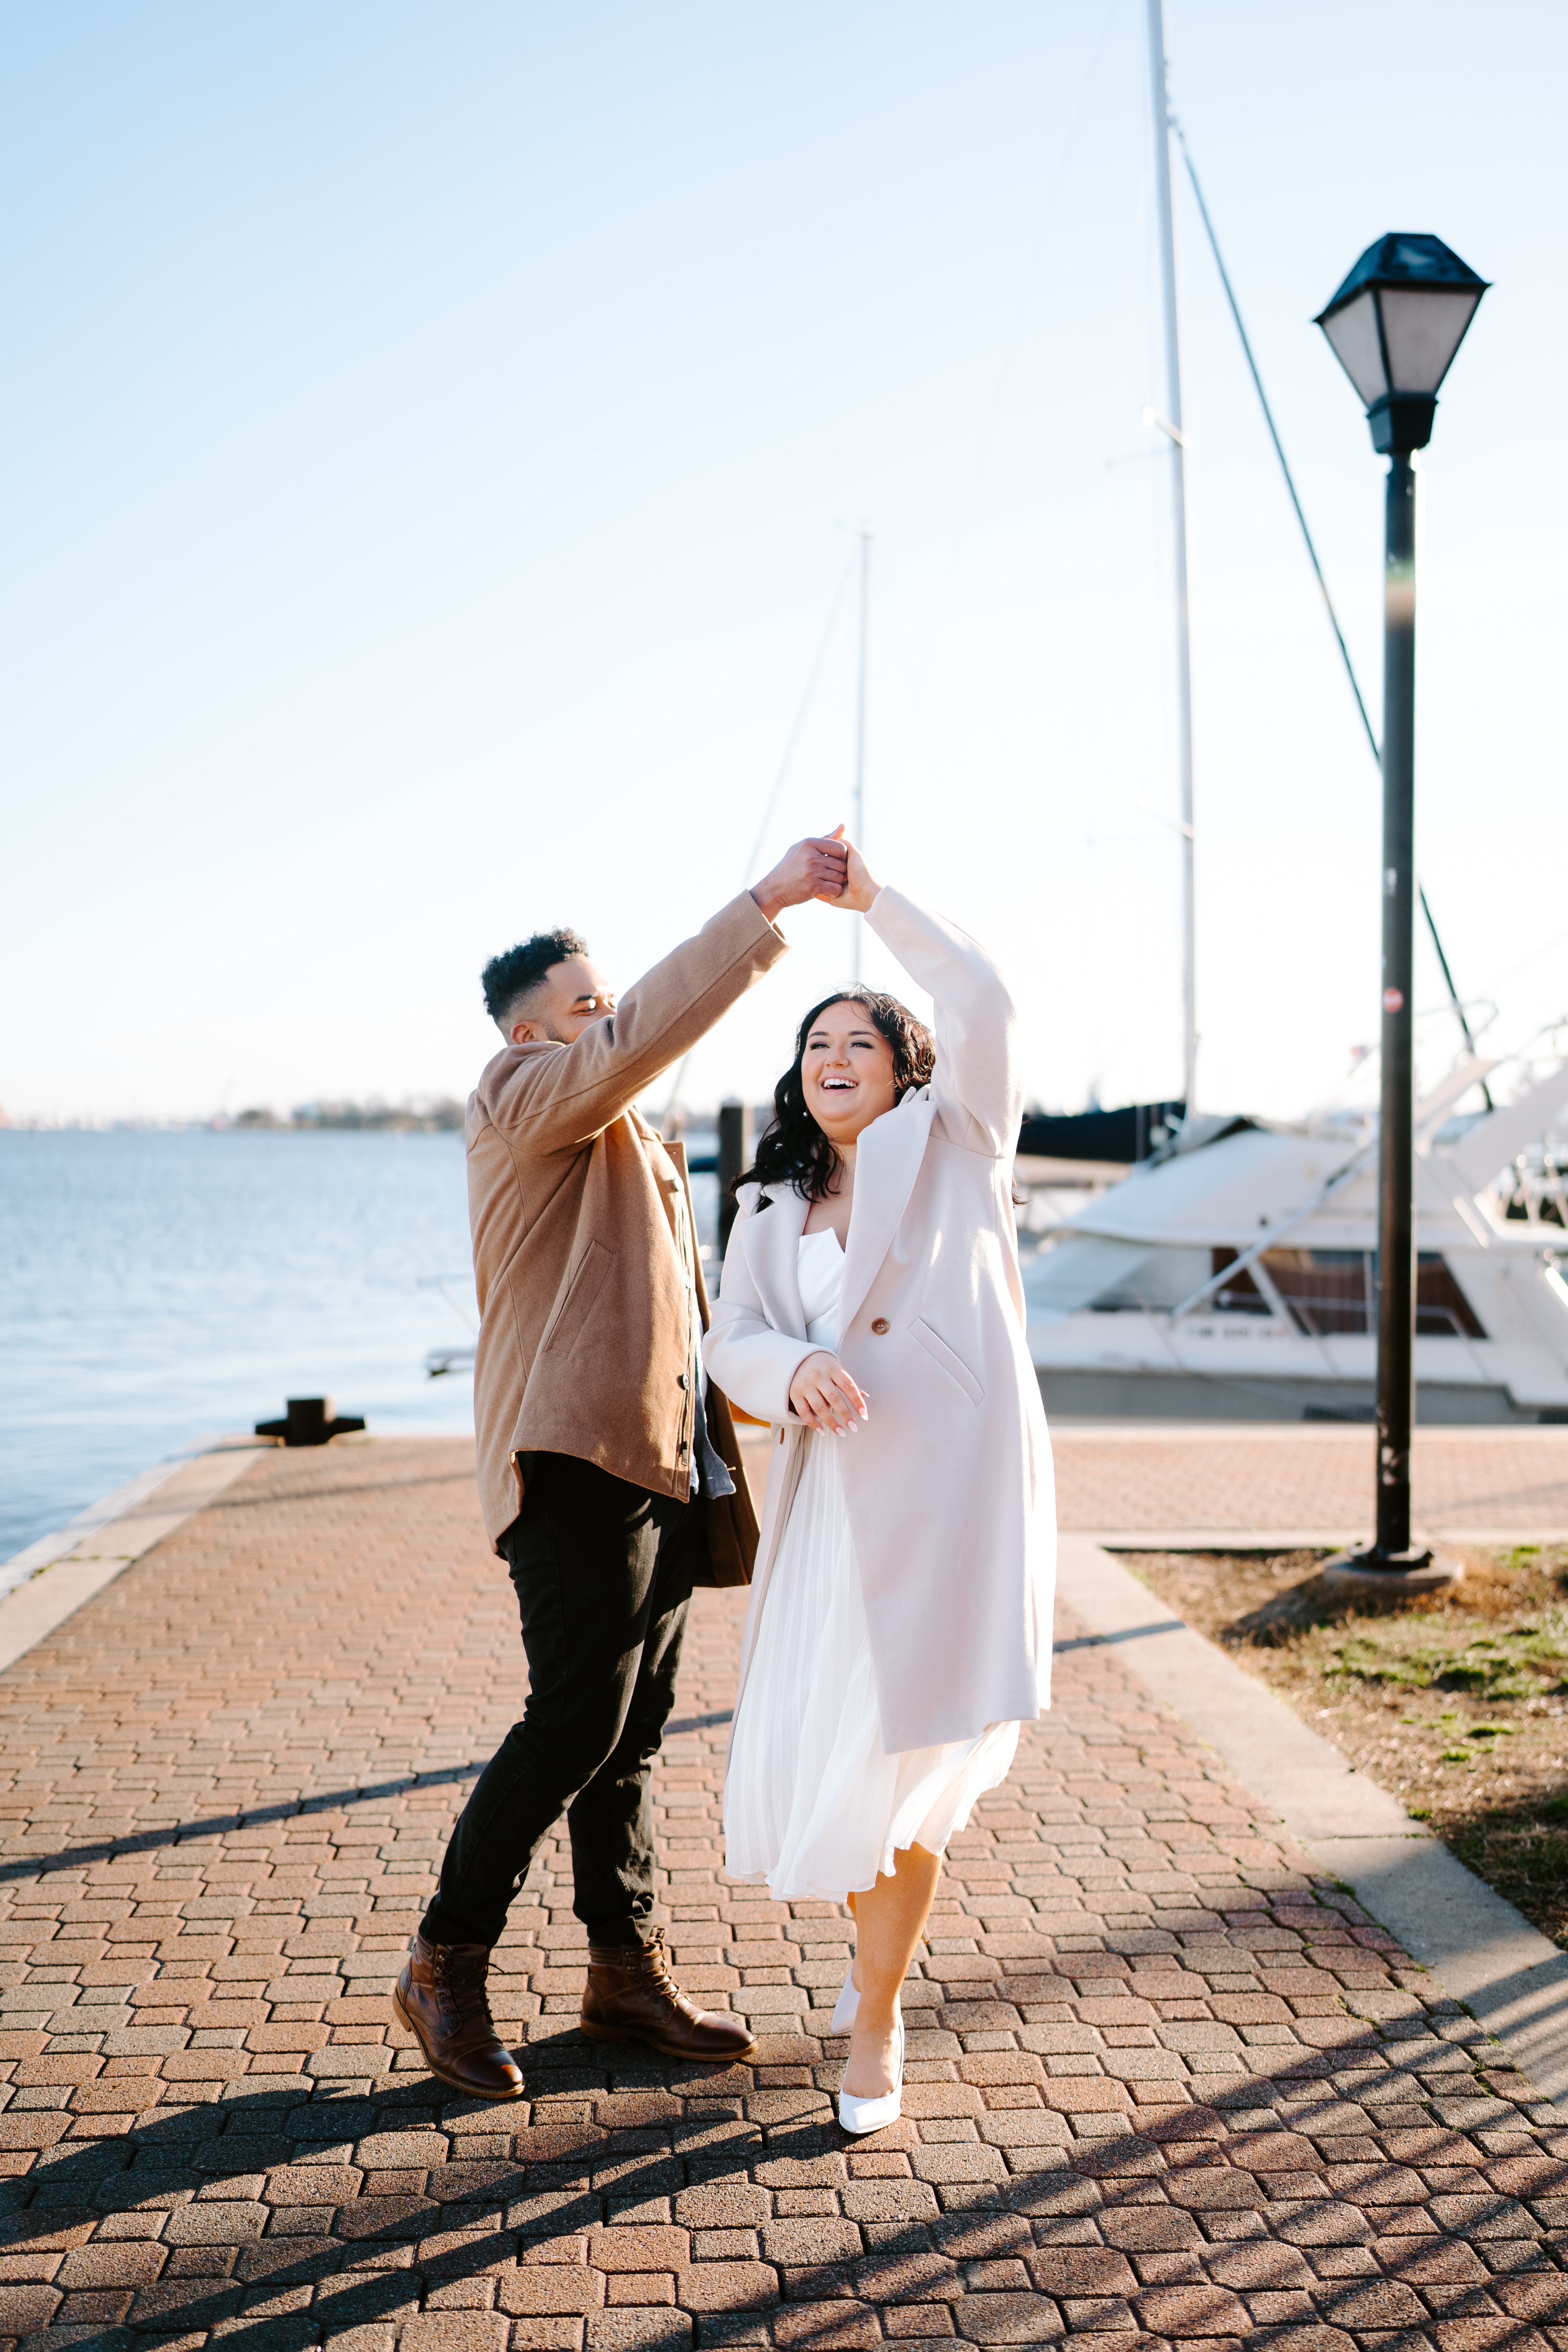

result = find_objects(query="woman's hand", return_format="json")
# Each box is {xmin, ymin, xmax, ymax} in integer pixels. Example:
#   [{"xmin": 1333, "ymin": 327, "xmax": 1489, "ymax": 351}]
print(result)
[
  {"xmin": 788, "ymin": 1350, "xmax": 869, "ymax": 1436},
  {"xmin": 829, "ymin": 835, "xmax": 881, "ymax": 915}
]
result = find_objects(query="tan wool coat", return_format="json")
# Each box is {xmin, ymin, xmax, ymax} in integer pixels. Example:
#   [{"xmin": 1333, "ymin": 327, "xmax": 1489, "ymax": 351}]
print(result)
[
  {"xmin": 466, "ymin": 889, "xmax": 788, "ymax": 1569},
  {"xmin": 702, "ymin": 888, "xmax": 1056, "ymax": 1755}
]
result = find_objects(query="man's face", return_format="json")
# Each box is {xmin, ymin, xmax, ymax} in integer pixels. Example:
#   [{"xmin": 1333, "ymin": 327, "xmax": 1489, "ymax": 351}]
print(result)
[{"xmin": 509, "ymin": 954, "xmax": 617, "ymax": 1047}]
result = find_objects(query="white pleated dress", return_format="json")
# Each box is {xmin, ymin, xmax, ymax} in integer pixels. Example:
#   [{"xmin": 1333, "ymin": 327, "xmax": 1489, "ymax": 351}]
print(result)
[{"xmin": 724, "ymin": 1229, "xmax": 1020, "ymax": 1902}]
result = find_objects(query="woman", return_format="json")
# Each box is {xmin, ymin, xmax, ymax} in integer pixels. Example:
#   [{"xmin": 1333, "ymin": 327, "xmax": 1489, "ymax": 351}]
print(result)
[{"xmin": 702, "ymin": 841, "xmax": 1055, "ymax": 2134}]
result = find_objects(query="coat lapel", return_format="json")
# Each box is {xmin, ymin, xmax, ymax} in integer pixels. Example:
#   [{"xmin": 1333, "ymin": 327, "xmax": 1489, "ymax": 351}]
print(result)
[
  {"xmin": 838, "ymin": 1089, "xmax": 935, "ymax": 1337},
  {"xmin": 738, "ymin": 1184, "xmax": 810, "ymax": 1337}
]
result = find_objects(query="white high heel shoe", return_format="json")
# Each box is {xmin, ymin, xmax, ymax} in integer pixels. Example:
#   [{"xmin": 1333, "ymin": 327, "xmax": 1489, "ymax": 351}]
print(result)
[
  {"xmin": 837, "ymin": 2011, "xmax": 904, "ymax": 2136},
  {"xmin": 831, "ymin": 1962, "xmax": 858, "ymax": 2033}
]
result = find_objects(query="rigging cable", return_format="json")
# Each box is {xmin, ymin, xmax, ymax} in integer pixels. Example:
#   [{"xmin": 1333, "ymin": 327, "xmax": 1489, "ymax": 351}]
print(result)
[
  {"xmin": 1169, "ymin": 111, "xmax": 1492, "ymax": 1106},
  {"xmin": 658, "ymin": 546, "xmax": 858, "ymax": 1129},
  {"xmin": 739, "ymin": 546, "xmax": 857, "ymax": 885}
]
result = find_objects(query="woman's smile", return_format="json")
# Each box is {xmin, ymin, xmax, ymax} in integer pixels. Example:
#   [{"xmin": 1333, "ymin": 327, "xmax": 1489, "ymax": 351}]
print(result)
[{"xmin": 802, "ymin": 1005, "xmax": 899, "ymax": 1140}]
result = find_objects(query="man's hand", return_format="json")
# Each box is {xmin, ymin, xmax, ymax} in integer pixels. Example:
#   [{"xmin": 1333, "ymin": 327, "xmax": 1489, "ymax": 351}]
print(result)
[
  {"xmin": 750, "ymin": 828, "xmax": 850, "ymax": 923},
  {"xmin": 788, "ymin": 1349, "xmax": 869, "ymax": 1436}
]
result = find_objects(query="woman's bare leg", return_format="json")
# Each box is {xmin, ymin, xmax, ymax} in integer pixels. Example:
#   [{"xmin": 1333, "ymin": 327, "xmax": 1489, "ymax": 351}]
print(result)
[{"xmin": 842, "ymin": 1843, "xmax": 940, "ymax": 2098}]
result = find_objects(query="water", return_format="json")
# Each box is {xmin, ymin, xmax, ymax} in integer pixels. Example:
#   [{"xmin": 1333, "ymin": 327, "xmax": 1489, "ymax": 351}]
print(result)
[{"xmin": 0, "ymin": 1129, "xmax": 481, "ymax": 1561}]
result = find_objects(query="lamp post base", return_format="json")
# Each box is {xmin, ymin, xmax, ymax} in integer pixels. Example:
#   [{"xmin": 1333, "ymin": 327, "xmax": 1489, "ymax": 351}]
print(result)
[{"xmin": 1322, "ymin": 1546, "xmax": 1463, "ymax": 1595}]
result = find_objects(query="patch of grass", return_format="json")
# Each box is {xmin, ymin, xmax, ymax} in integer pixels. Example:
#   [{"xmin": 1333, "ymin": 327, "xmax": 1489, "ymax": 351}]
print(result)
[
  {"xmin": 1118, "ymin": 1541, "xmax": 1568, "ymax": 1947},
  {"xmin": 1450, "ymin": 1810, "xmax": 1568, "ymax": 1935},
  {"xmin": 1321, "ymin": 1619, "xmax": 1566, "ymax": 1702}
]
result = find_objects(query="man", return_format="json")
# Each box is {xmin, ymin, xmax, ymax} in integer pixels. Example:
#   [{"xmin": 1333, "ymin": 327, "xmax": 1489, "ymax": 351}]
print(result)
[{"xmin": 393, "ymin": 831, "xmax": 849, "ymax": 2098}]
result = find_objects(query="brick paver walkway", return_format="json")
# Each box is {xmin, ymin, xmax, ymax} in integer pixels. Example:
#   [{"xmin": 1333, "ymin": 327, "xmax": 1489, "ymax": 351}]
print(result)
[
  {"xmin": 4, "ymin": 1436, "xmax": 1568, "ymax": 2350},
  {"xmin": 1051, "ymin": 1426, "xmax": 1568, "ymax": 1535}
]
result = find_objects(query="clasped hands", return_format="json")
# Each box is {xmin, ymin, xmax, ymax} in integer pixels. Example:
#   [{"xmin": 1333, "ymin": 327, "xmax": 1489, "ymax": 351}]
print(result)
[
  {"xmin": 750, "ymin": 825, "xmax": 878, "ymax": 924},
  {"xmin": 788, "ymin": 1350, "xmax": 869, "ymax": 1436}
]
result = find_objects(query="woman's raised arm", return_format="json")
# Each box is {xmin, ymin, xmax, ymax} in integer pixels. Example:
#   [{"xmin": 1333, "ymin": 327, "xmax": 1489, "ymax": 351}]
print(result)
[{"xmin": 849, "ymin": 873, "xmax": 1019, "ymax": 1157}]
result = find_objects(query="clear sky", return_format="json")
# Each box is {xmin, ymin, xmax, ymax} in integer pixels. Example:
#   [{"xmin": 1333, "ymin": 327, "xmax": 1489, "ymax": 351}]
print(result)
[{"xmin": 5, "ymin": 2, "xmax": 1564, "ymax": 1127}]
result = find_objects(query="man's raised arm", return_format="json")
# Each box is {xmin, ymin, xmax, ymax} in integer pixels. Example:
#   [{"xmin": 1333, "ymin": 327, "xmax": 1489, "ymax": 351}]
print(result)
[{"xmin": 479, "ymin": 832, "xmax": 848, "ymax": 1149}]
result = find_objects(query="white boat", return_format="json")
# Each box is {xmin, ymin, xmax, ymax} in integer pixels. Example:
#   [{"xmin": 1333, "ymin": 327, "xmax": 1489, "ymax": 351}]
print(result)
[{"xmin": 1022, "ymin": 1044, "xmax": 1568, "ymax": 1424}]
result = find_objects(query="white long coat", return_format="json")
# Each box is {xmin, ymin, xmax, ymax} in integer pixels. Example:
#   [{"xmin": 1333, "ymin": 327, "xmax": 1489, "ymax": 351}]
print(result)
[{"xmin": 702, "ymin": 887, "xmax": 1055, "ymax": 1756}]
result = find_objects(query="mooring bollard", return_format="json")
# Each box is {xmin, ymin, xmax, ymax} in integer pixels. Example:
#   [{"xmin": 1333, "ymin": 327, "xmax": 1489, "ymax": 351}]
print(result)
[
  {"xmin": 717, "ymin": 1099, "xmax": 752, "ymax": 1259},
  {"xmin": 254, "ymin": 1396, "xmax": 367, "ymax": 1446}
]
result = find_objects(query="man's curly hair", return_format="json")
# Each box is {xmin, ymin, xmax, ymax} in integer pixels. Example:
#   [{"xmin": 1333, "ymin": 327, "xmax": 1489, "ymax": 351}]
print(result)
[{"xmin": 481, "ymin": 928, "xmax": 588, "ymax": 1032}]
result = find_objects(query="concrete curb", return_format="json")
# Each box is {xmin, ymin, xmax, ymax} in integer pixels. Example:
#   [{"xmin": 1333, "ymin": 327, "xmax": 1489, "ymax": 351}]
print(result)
[
  {"xmin": 0, "ymin": 1437, "xmax": 272, "ymax": 1674},
  {"xmin": 1081, "ymin": 1526, "xmax": 1568, "ymax": 1549},
  {"xmin": 1054, "ymin": 1423, "xmax": 1568, "ymax": 1445},
  {"xmin": 1055, "ymin": 1531, "xmax": 1568, "ymax": 2111}
]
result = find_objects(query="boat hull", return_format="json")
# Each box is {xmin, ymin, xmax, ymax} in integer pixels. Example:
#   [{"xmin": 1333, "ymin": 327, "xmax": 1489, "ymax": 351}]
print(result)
[{"xmin": 1035, "ymin": 1365, "xmax": 1538, "ymax": 1424}]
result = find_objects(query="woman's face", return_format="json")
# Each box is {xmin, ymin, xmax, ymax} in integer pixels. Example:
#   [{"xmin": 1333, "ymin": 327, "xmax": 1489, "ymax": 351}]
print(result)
[{"xmin": 801, "ymin": 1000, "xmax": 899, "ymax": 1147}]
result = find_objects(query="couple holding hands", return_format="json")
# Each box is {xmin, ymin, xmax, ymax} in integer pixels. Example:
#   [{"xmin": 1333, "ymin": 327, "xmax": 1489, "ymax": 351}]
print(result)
[{"xmin": 393, "ymin": 829, "xmax": 1055, "ymax": 2136}]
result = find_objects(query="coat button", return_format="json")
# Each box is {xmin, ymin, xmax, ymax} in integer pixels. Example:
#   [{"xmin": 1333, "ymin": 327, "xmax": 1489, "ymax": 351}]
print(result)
[
  {"xmin": 871, "ymin": 1318, "xmax": 890, "ymax": 1335},
  {"xmin": 677, "ymin": 1372, "xmax": 689, "ymax": 1389}
]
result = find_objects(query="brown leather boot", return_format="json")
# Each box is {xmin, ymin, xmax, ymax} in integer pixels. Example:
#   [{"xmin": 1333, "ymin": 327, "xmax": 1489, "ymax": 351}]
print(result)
[
  {"xmin": 392, "ymin": 1935, "xmax": 525, "ymax": 2100},
  {"xmin": 581, "ymin": 1927, "xmax": 756, "ymax": 2063}
]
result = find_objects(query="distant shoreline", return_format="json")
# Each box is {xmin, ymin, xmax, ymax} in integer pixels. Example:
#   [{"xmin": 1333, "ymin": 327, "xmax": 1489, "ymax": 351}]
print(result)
[
  {"xmin": 2, "ymin": 1103, "xmax": 732, "ymax": 1136},
  {"xmin": 0, "ymin": 1102, "xmax": 466, "ymax": 1135},
  {"xmin": 232, "ymin": 1102, "xmax": 466, "ymax": 1132}
]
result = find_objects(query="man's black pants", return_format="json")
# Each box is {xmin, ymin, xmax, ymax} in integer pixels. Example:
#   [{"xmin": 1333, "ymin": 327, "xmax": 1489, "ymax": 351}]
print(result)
[{"xmin": 421, "ymin": 1451, "xmax": 702, "ymax": 1951}]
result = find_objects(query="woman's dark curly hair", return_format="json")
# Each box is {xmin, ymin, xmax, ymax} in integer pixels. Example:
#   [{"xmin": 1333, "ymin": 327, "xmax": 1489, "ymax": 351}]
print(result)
[{"xmin": 735, "ymin": 989, "xmax": 936, "ymax": 1205}]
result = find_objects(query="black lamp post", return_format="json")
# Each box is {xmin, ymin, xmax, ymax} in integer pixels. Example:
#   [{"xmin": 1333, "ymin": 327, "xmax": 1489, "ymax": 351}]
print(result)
[{"xmin": 1315, "ymin": 234, "xmax": 1488, "ymax": 1586}]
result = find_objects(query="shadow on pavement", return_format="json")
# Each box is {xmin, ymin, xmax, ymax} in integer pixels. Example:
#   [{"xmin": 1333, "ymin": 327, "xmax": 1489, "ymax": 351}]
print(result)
[
  {"xmin": 5, "ymin": 2025, "xmax": 1566, "ymax": 2350},
  {"xmin": 0, "ymin": 1765, "xmax": 488, "ymax": 1887}
]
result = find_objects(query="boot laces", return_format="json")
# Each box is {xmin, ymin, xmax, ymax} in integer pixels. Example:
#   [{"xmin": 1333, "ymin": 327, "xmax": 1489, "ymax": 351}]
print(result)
[
  {"xmin": 636, "ymin": 1930, "xmax": 683, "ymax": 2003},
  {"xmin": 643, "ymin": 1931, "xmax": 674, "ymax": 1988},
  {"xmin": 432, "ymin": 1945, "xmax": 495, "ymax": 2036}
]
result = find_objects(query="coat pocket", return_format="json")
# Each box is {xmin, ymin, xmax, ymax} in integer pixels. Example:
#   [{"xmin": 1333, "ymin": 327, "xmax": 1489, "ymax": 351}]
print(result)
[
  {"xmin": 540, "ymin": 1240, "xmax": 615, "ymax": 1356},
  {"xmin": 910, "ymin": 1316, "xmax": 984, "ymax": 1406}
]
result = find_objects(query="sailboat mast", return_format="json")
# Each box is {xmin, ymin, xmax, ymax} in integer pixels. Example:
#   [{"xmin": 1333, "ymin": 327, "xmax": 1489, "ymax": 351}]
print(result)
[
  {"xmin": 852, "ymin": 526, "xmax": 870, "ymax": 985},
  {"xmin": 1145, "ymin": 0, "xmax": 1196, "ymax": 1117}
]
